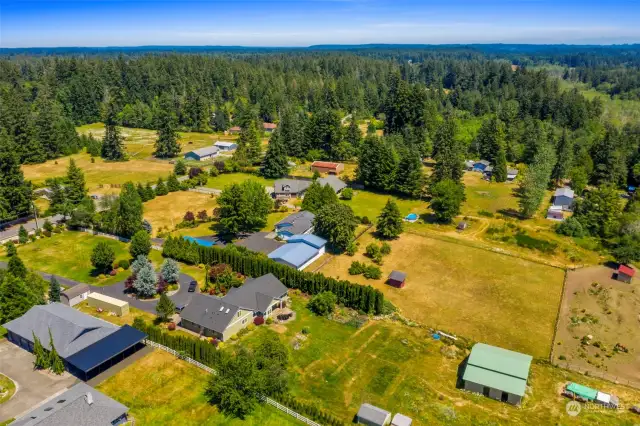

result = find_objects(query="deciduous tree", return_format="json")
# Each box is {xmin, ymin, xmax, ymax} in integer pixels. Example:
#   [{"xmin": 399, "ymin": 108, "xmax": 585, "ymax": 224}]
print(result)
[
  {"xmin": 91, "ymin": 241, "xmax": 115, "ymax": 273},
  {"xmin": 129, "ymin": 230, "xmax": 151, "ymax": 259}
]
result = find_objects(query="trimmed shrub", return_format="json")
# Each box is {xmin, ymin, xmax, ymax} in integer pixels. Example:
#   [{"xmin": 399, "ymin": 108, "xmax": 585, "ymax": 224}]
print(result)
[
  {"xmin": 118, "ymin": 259, "xmax": 130, "ymax": 270},
  {"xmin": 254, "ymin": 316, "xmax": 265, "ymax": 326},
  {"xmin": 167, "ymin": 322, "xmax": 176, "ymax": 331},
  {"xmin": 341, "ymin": 188, "xmax": 354, "ymax": 200},
  {"xmin": 363, "ymin": 265, "xmax": 382, "ymax": 279},
  {"xmin": 266, "ymin": 317, "xmax": 274, "ymax": 325}
]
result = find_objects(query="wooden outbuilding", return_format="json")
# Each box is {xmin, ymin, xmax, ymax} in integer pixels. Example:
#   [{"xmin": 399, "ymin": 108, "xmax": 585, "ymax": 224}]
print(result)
[
  {"xmin": 387, "ymin": 270, "xmax": 406, "ymax": 288},
  {"xmin": 310, "ymin": 161, "xmax": 344, "ymax": 175},
  {"xmin": 61, "ymin": 284, "xmax": 91, "ymax": 307},
  {"xmin": 616, "ymin": 264, "xmax": 635, "ymax": 283}
]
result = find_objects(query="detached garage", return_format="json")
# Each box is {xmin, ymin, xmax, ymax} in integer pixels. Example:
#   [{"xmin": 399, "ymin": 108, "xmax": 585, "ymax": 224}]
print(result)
[{"xmin": 462, "ymin": 343, "xmax": 532, "ymax": 405}]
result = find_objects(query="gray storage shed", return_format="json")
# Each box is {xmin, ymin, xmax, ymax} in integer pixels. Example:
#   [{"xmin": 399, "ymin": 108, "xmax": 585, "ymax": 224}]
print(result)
[
  {"xmin": 356, "ymin": 403, "xmax": 391, "ymax": 426},
  {"xmin": 61, "ymin": 283, "xmax": 91, "ymax": 307}
]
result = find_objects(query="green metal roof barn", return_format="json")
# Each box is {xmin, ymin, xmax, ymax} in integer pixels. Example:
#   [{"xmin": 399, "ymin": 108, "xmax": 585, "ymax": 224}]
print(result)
[{"xmin": 462, "ymin": 343, "xmax": 533, "ymax": 405}]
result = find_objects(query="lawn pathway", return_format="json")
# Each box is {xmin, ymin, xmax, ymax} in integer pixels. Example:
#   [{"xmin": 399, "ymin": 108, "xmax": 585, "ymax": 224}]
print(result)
[{"xmin": 0, "ymin": 261, "xmax": 197, "ymax": 314}]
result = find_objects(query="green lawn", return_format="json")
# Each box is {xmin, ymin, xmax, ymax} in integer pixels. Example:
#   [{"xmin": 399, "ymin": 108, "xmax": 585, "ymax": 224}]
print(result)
[
  {"xmin": 340, "ymin": 190, "xmax": 424, "ymax": 221},
  {"xmin": 206, "ymin": 173, "xmax": 275, "ymax": 190},
  {"xmin": 241, "ymin": 295, "xmax": 640, "ymax": 426},
  {"xmin": 97, "ymin": 350, "xmax": 301, "ymax": 426},
  {"xmin": 0, "ymin": 231, "xmax": 131, "ymax": 286},
  {"xmin": 0, "ymin": 373, "xmax": 16, "ymax": 405}
]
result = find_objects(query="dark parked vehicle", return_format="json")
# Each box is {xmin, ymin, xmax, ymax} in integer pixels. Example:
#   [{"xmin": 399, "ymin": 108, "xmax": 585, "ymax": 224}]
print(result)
[{"xmin": 188, "ymin": 281, "xmax": 197, "ymax": 292}]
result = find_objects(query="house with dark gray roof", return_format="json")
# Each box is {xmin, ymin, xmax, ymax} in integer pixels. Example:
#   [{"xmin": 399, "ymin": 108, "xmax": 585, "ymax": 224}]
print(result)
[
  {"xmin": 356, "ymin": 403, "xmax": 391, "ymax": 426},
  {"xmin": 184, "ymin": 145, "xmax": 220, "ymax": 161},
  {"xmin": 274, "ymin": 179, "xmax": 312, "ymax": 198},
  {"xmin": 11, "ymin": 382, "xmax": 129, "ymax": 426},
  {"xmin": 3, "ymin": 303, "xmax": 146, "ymax": 380},
  {"xmin": 317, "ymin": 175, "xmax": 347, "ymax": 194},
  {"xmin": 179, "ymin": 273, "xmax": 288, "ymax": 341},
  {"xmin": 275, "ymin": 211, "xmax": 315, "ymax": 239},
  {"xmin": 234, "ymin": 232, "xmax": 285, "ymax": 254}
]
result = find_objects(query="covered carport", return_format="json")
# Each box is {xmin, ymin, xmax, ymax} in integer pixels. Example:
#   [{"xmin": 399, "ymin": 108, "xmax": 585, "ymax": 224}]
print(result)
[{"xmin": 65, "ymin": 325, "xmax": 147, "ymax": 381}]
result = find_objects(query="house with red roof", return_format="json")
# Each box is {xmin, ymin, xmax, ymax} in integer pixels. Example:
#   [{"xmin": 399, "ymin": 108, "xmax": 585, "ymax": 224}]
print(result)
[
  {"xmin": 229, "ymin": 126, "xmax": 241, "ymax": 134},
  {"xmin": 263, "ymin": 122, "xmax": 277, "ymax": 133},
  {"xmin": 616, "ymin": 264, "xmax": 635, "ymax": 283},
  {"xmin": 311, "ymin": 161, "xmax": 344, "ymax": 175}
]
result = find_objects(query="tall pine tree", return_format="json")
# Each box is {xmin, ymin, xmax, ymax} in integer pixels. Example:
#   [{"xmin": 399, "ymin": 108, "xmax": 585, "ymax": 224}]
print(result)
[
  {"xmin": 48, "ymin": 276, "xmax": 61, "ymax": 303},
  {"xmin": 116, "ymin": 182, "xmax": 143, "ymax": 238},
  {"xmin": 0, "ymin": 131, "xmax": 33, "ymax": 221},
  {"xmin": 154, "ymin": 94, "xmax": 181, "ymax": 158},
  {"xmin": 101, "ymin": 97, "xmax": 125, "ymax": 161},
  {"xmin": 261, "ymin": 129, "xmax": 289, "ymax": 178},
  {"xmin": 431, "ymin": 120, "xmax": 464, "ymax": 187}
]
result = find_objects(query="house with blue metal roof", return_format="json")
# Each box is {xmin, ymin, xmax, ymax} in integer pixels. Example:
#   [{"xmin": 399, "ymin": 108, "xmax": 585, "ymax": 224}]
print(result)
[
  {"xmin": 268, "ymin": 234, "xmax": 327, "ymax": 270},
  {"xmin": 275, "ymin": 211, "xmax": 315, "ymax": 240}
]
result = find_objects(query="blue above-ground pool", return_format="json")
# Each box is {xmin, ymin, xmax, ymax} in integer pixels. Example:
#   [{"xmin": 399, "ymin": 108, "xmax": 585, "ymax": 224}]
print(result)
[
  {"xmin": 405, "ymin": 213, "xmax": 418, "ymax": 221},
  {"xmin": 183, "ymin": 236, "xmax": 216, "ymax": 247}
]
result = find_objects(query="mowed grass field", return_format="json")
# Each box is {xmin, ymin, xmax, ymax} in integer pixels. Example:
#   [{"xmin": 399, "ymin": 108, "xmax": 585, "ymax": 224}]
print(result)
[
  {"xmin": 0, "ymin": 373, "xmax": 16, "ymax": 404},
  {"xmin": 144, "ymin": 191, "xmax": 218, "ymax": 236},
  {"xmin": 0, "ymin": 231, "xmax": 131, "ymax": 286},
  {"xmin": 22, "ymin": 152, "xmax": 173, "ymax": 195},
  {"xmin": 340, "ymin": 190, "xmax": 424, "ymax": 221},
  {"xmin": 242, "ymin": 296, "xmax": 640, "ymax": 426},
  {"xmin": 97, "ymin": 350, "xmax": 301, "ymax": 426},
  {"xmin": 317, "ymin": 231, "xmax": 564, "ymax": 358}
]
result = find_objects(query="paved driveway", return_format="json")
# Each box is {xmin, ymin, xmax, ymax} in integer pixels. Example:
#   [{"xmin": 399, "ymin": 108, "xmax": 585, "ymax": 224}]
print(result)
[{"xmin": 0, "ymin": 340, "xmax": 78, "ymax": 423}]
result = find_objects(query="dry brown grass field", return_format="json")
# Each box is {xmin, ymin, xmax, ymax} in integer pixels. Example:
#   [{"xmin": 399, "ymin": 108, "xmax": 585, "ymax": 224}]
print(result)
[{"xmin": 144, "ymin": 191, "xmax": 218, "ymax": 236}]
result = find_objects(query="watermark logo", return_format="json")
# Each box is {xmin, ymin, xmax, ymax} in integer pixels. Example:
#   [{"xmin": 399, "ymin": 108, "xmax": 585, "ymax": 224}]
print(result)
[{"xmin": 566, "ymin": 401, "xmax": 582, "ymax": 417}]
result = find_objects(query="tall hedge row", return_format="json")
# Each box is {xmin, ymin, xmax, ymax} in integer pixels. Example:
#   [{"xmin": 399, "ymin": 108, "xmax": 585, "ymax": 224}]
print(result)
[
  {"xmin": 132, "ymin": 317, "xmax": 227, "ymax": 368},
  {"xmin": 163, "ymin": 236, "xmax": 384, "ymax": 314}
]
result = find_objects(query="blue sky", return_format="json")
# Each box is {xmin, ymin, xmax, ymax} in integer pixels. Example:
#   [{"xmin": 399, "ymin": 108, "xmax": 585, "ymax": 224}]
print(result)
[{"xmin": 1, "ymin": 0, "xmax": 639, "ymax": 48}]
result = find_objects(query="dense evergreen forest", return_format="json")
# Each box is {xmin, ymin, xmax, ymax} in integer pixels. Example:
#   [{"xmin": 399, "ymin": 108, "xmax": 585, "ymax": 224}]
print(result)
[{"xmin": 1, "ymin": 46, "xmax": 640, "ymax": 262}]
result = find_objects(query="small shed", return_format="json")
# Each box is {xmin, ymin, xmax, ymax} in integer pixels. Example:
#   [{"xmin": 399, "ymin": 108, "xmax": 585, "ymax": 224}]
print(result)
[
  {"xmin": 214, "ymin": 141, "xmax": 238, "ymax": 151},
  {"xmin": 356, "ymin": 403, "xmax": 391, "ymax": 426},
  {"xmin": 387, "ymin": 270, "xmax": 406, "ymax": 288},
  {"xmin": 263, "ymin": 123, "xmax": 277, "ymax": 133},
  {"xmin": 229, "ymin": 126, "xmax": 241, "ymax": 134},
  {"xmin": 391, "ymin": 413, "xmax": 412, "ymax": 426},
  {"xmin": 616, "ymin": 264, "xmax": 635, "ymax": 283},
  {"xmin": 61, "ymin": 284, "xmax": 91, "ymax": 307},
  {"xmin": 457, "ymin": 221, "xmax": 468, "ymax": 231},
  {"xmin": 506, "ymin": 168, "xmax": 519, "ymax": 182},
  {"xmin": 546, "ymin": 207, "xmax": 564, "ymax": 221},
  {"xmin": 87, "ymin": 293, "xmax": 130, "ymax": 316}
]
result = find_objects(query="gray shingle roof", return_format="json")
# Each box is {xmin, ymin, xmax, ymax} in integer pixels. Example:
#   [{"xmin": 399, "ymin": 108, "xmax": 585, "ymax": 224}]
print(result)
[
  {"xmin": 507, "ymin": 168, "xmax": 519, "ymax": 175},
  {"xmin": 179, "ymin": 293, "xmax": 240, "ymax": 334},
  {"xmin": 554, "ymin": 187, "xmax": 575, "ymax": 198},
  {"xmin": 274, "ymin": 179, "xmax": 311, "ymax": 195},
  {"xmin": 389, "ymin": 270, "xmax": 407, "ymax": 282},
  {"xmin": 180, "ymin": 274, "xmax": 288, "ymax": 333},
  {"xmin": 391, "ymin": 413, "xmax": 413, "ymax": 426},
  {"xmin": 275, "ymin": 211, "xmax": 315, "ymax": 235},
  {"xmin": 2, "ymin": 303, "xmax": 118, "ymax": 358},
  {"xmin": 185, "ymin": 145, "xmax": 219, "ymax": 158},
  {"xmin": 11, "ymin": 382, "xmax": 128, "ymax": 426},
  {"xmin": 357, "ymin": 403, "xmax": 390, "ymax": 426},
  {"xmin": 235, "ymin": 232, "xmax": 285, "ymax": 254},
  {"xmin": 317, "ymin": 175, "xmax": 347, "ymax": 193},
  {"xmin": 60, "ymin": 284, "xmax": 90, "ymax": 300}
]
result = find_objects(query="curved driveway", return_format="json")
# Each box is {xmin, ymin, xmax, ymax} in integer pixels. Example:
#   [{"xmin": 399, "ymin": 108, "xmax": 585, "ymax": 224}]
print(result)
[{"xmin": 0, "ymin": 261, "xmax": 197, "ymax": 314}]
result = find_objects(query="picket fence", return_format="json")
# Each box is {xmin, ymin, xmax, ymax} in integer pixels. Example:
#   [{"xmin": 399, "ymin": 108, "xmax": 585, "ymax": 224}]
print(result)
[{"xmin": 144, "ymin": 339, "xmax": 322, "ymax": 426}]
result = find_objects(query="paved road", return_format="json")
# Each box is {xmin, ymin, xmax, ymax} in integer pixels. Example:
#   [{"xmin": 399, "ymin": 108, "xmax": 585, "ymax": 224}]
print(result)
[
  {"xmin": 0, "ymin": 262, "xmax": 198, "ymax": 314},
  {"xmin": 0, "ymin": 215, "xmax": 65, "ymax": 244}
]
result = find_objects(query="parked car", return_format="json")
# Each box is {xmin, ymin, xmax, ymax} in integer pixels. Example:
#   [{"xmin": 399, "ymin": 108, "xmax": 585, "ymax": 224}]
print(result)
[{"xmin": 188, "ymin": 281, "xmax": 197, "ymax": 292}]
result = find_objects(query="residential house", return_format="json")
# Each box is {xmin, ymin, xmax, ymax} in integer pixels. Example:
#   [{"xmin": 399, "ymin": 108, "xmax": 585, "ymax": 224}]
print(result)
[
  {"xmin": 553, "ymin": 187, "xmax": 575, "ymax": 211},
  {"xmin": 183, "ymin": 146, "xmax": 220, "ymax": 161},
  {"xmin": 356, "ymin": 403, "xmax": 391, "ymax": 426},
  {"xmin": 179, "ymin": 273, "xmax": 288, "ymax": 341},
  {"xmin": 10, "ymin": 382, "xmax": 129, "ymax": 426},
  {"xmin": 268, "ymin": 234, "xmax": 327, "ymax": 271},
  {"xmin": 317, "ymin": 175, "xmax": 347, "ymax": 194},
  {"xmin": 462, "ymin": 343, "xmax": 533, "ymax": 405},
  {"xmin": 473, "ymin": 160, "xmax": 491, "ymax": 172},
  {"xmin": 275, "ymin": 211, "xmax": 315, "ymax": 239},
  {"xmin": 3, "ymin": 303, "xmax": 146, "ymax": 380},
  {"xmin": 229, "ymin": 126, "xmax": 241, "ymax": 134},
  {"xmin": 60, "ymin": 284, "xmax": 90, "ymax": 307},
  {"xmin": 263, "ymin": 123, "xmax": 277, "ymax": 133},
  {"xmin": 235, "ymin": 232, "xmax": 285, "ymax": 255},
  {"xmin": 616, "ymin": 264, "xmax": 635, "ymax": 283},
  {"xmin": 274, "ymin": 179, "xmax": 312, "ymax": 199},
  {"xmin": 311, "ymin": 161, "xmax": 345, "ymax": 175},
  {"xmin": 214, "ymin": 141, "xmax": 238, "ymax": 151}
]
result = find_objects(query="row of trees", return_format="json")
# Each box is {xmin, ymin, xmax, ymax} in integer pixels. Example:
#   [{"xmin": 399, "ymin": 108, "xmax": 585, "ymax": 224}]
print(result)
[{"xmin": 162, "ymin": 236, "xmax": 384, "ymax": 314}]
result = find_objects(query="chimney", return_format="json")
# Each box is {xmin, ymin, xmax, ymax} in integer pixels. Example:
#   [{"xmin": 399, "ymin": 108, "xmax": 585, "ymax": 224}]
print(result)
[{"xmin": 85, "ymin": 392, "xmax": 93, "ymax": 405}]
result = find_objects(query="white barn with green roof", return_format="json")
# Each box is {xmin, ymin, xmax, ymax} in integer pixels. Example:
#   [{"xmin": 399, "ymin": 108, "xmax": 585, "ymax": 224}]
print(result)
[{"xmin": 462, "ymin": 343, "xmax": 533, "ymax": 405}]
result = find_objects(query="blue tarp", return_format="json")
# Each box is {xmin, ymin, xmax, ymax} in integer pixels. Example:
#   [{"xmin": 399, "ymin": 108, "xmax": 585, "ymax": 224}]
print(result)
[
  {"xmin": 66, "ymin": 325, "xmax": 146, "ymax": 372},
  {"xmin": 184, "ymin": 236, "xmax": 216, "ymax": 247}
]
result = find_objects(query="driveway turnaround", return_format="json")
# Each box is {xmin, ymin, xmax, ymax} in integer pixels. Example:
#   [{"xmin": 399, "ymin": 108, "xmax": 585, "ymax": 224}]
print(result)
[
  {"xmin": 0, "ymin": 340, "xmax": 78, "ymax": 423},
  {"xmin": 0, "ymin": 262, "xmax": 198, "ymax": 314}
]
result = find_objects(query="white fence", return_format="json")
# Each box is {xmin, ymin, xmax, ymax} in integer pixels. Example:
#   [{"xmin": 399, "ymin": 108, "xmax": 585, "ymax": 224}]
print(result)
[
  {"xmin": 78, "ymin": 228, "xmax": 162, "ymax": 251},
  {"xmin": 189, "ymin": 187, "xmax": 221, "ymax": 195},
  {"xmin": 144, "ymin": 339, "xmax": 322, "ymax": 425}
]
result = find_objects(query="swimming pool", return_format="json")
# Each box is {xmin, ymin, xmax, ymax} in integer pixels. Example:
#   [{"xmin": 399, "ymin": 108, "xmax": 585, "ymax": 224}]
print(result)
[{"xmin": 405, "ymin": 213, "xmax": 418, "ymax": 221}]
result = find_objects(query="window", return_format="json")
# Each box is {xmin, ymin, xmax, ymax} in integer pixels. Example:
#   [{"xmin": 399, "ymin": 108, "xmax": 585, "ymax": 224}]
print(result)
[
  {"xmin": 242, "ymin": 319, "xmax": 247, "ymax": 324},
  {"xmin": 237, "ymin": 312, "xmax": 241, "ymax": 317}
]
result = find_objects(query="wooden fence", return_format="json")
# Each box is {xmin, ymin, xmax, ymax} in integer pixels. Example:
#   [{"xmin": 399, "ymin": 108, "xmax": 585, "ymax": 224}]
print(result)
[{"xmin": 144, "ymin": 339, "xmax": 322, "ymax": 426}]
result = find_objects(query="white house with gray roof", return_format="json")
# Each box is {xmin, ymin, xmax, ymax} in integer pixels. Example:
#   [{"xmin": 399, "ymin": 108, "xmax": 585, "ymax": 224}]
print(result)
[
  {"xmin": 179, "ymin": 273, "xmax": 288, "ymax": 341},
  {"xmin": 553, "ymin": 187, "xmax": 575, "ymax": 211},
  {"xmin": 11, "ymin": 382, "xmax": 129, "ymax": 426},
  {"xmin": 184, "ymin": 145, "xmax": 220, "ymax": 161}
]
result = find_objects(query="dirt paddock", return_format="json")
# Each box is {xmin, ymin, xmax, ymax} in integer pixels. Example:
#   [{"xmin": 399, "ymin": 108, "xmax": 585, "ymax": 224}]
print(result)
[{"xmin": 554, "ymin": 265, "xmax": 640, "ymax": 383}]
